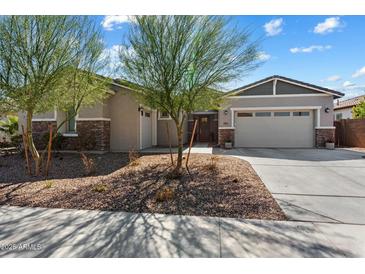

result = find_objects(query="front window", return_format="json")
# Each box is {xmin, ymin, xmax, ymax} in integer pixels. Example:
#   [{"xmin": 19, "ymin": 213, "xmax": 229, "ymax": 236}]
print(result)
[
  {"xmin": 67, "ymin": 109, "xmax": 76, "ymax": 132},
  {"xmin": 158, "ymin": 111, "xmax": 171, "ymax": 120},
  {"xmin": 336, "ymin": 113, "xmax": 343, "ymax": 120}
]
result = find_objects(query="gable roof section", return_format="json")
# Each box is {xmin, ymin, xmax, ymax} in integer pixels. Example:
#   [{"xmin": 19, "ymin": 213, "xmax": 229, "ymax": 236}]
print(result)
[
  {"xmin": 229, "ymin": 75, "xmax": 344, "ymax": 99},
  {"xmin": 334, "ymin": 95, "xmax": 365, "ymax": 110}
]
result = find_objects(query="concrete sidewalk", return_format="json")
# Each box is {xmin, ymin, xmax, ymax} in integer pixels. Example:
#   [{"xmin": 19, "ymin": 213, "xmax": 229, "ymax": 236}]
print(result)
[
  {"xmin": 141, "ymin": 143, "xmax": 213, "ymax": 155},
  {"xmin": 0, "ymin": 206, "xmax": 364, "ymax": 258}
]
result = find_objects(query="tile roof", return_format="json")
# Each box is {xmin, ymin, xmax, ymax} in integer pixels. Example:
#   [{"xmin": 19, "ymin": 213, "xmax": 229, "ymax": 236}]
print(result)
[{"xmin": 334, "ymin": 95, "xmax": 365, "ymax": 110}]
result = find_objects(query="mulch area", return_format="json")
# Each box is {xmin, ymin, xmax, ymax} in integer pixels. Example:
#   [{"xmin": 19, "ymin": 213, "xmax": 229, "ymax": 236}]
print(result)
[{"xmin": 0, "ymin": 152, "xmax": 286, "ymax": 220}]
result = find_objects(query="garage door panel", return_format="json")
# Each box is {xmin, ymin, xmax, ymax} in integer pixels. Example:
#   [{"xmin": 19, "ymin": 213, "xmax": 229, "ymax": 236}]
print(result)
[{"xmin": 234, "ymin": 111, "xmax": 314, "ymax": 148}]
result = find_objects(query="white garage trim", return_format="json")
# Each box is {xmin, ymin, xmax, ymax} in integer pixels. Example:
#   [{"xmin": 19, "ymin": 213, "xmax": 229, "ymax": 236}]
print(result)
[
  {"xmin": 234, "ymin": 109, "xmax": 315, "ymax": 148},
  {"xmin": 152, "ymin": 110, "xmax": 157, "ymax": 146},
  {"xmin": 139, "ymin": 107, "xmax": 142, "ymax": 150},
  {"xmin": 230, "ymin": 106, "xmax": 322, "ymax": 128},
  {"xmin": 273, "ymin": 78, "xmax": 277, "ymax": 95},
  {"xmin": 231, "ymin": 106, "xmax": 322, "ymax": 111},
  {"xmin": 315, "ymin": 126, "xmax": 336, "ymax": 129}
]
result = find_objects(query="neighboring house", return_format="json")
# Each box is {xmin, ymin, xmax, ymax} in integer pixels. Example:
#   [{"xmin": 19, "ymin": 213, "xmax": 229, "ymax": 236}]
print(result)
[
  {"xmin": 333, "ymin": 95, "xmax": 365, "ymax": 120},
  {"xmin": 19, "ymin": 75, "xmax": 343, "ymax": 151}
]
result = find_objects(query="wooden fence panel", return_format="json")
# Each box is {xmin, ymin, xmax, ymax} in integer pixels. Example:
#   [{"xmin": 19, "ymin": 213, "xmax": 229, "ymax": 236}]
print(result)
[{"xmin": 335, "ymin": 119, "xmax": 365, "ymax": 147}]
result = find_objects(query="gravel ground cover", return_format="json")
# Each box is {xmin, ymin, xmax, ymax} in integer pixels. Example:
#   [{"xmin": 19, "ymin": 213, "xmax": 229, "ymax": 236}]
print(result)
[{"xmin": 0, "ymin": 152, "xmax": 286, "ymax": 220}]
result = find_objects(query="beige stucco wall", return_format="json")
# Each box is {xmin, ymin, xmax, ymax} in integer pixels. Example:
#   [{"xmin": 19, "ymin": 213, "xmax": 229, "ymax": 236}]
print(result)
[
  {"xmin": 219, "ymin": 95, "xmax": 335, "ymax": 128},
  {"xmin": 33, "ymin": 111, "xmax": 56, "ymax": 119},
  {"xmin": 78, "ymin": 98, "xmax": 111, "ymax": 119},
  {"xmin": 334, "ymin": 108, "xmax": 353, "ymax": 120},
  {"xmin": 109, "ymin": 87, "xmax": 140, "ymax": 151},
  {"xmin": 157, "ymin": 118, "xmax": 188, "ymax": 146}
]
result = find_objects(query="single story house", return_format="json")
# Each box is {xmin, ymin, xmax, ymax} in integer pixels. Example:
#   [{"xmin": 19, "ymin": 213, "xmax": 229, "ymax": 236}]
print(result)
[
  {"xmin": 19, "ymin": 75, "xmax": 344, "ymax": 151},
  {"xmin": 334, "ymin": 95, "xmax": 365, "ymax": 120}
]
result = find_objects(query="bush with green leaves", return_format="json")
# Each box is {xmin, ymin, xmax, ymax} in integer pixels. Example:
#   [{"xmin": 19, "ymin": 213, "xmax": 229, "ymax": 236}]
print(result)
[{"xmin": 353, "ymin": 100, "xmax": 365, "ymax": 119}]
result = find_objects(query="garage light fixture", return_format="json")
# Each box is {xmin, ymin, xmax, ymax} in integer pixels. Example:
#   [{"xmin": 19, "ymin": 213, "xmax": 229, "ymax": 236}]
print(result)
[
  {"xmin": 325, "ymin": 107, "xmax": 330, "ymax": 113},
  {"xmin": 224, "ymin": 110, "xmax": 228, "ymax": 115}
]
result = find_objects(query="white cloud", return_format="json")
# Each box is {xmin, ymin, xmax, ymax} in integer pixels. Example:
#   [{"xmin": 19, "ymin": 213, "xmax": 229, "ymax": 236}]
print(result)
[
  {"xmin": 343, "ymin": 81, "xmax": 355, "ymax": 88},
  {"xmin": 290, "ymin": 45, "xmax": 332, "ymax": 53},
  {"xmin": 263, "ymin": 18, "xmax": 283, "ymax": 36},
  {"xmin": 352, "ymin": 66, "xmax": 365, "ymax": 78},
  {"xmin": 101, "ymin": 15, "xmax": 134, "ymax": 31},
  {"xmin": 100, "ymin": 45, "xmax": 125, "ymax": 76},
  {"xmin": 324, "ymin": 75, "xmax": 341, "ymax": 82},
  {"xmin": 313, "ymin": 17, "xmax": 343, "ymax": 34},
  {"xmin": 257, "ymin": 51, "xmax": 271, "ymax": 61}
]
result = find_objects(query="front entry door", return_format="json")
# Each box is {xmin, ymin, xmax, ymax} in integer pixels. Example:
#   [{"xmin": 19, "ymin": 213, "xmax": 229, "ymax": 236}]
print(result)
[{"xmin": 199, "ymin": 116, "xmax": 210, "ymax": 142}]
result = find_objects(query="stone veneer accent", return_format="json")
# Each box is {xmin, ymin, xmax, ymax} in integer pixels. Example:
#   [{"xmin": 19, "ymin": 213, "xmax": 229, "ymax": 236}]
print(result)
[
  {"xmin": 32, "ymin": 120, "xmax": 110, "ymax": 151},
  {"xmin": 218, "ymin": 128, "xmax": 234, "ymax": 148},
  {"xmin": 315, "ymin": 128, "xmax": 335, "ymax": 147}
]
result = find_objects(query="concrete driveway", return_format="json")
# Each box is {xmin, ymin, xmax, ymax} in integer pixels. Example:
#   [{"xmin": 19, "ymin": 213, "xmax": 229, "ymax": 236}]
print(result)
[{"xmin": 214, "ymin": 148, "xmax": 365, "ymax": 225}]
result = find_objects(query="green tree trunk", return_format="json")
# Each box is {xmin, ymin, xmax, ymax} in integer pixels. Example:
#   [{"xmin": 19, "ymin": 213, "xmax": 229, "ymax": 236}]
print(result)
[
  {"xmin": 173, "ymin": 123, "xmax": 184, "ymax": 174},
  {"xmin": 26, "ymin": 111, "xmax": 41, "ymax": 176}
]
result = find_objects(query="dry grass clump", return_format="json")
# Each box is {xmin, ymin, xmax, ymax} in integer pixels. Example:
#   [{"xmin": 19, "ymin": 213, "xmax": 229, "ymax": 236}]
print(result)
[
  {"xmin": 80, "ymin": 153, "xmax": 96, "ymax": 176},
  {"xmin": 156, "ymin": 187, "xmax": 175, "ymax": 202},
  {"xmin": 128, "ymin": 149, "xmax": 140, "ymax": 166},
  {"xmin": 92, "ymin": 183, "xmax": 108, "ymax": 193},
  {"xmin": 44, "ymin": 180, "xmax": 53, "ymax": 189},
  {"xmin": 204, "ymin": 155, "xmax": 219, "ymax": 171}
]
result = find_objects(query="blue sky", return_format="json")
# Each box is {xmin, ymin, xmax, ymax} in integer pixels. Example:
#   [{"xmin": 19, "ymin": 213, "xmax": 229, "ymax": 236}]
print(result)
[{"xmin": 95, "ymin": 15, "xmax": 365, "ymax": 99}]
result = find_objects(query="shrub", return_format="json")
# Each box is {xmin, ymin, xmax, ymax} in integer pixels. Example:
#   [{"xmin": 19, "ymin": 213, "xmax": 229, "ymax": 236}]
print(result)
[
  {"xmin": 206, "ymin": 155, "xmax": 219, "ymax": 171},
  {"xmin": 128, "ymin": 149, "xmax": 140, "ymax": 165},
  {"xmin": 92, "ymin": 183, "xmax": 108, "ymax": 193},
  {"xmin": 44, "ymin": 180, "xmax": 53, "ymax": 189},
  {"xmin": 156, "ymin": 187, "xmax": 175, "ymax": 202},
  {"xmin": 80, "ymin": 152, "xmax": 96, "ymax": 176}
]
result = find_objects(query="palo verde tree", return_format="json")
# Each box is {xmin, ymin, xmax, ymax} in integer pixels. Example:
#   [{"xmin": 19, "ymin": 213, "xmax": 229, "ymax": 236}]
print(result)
[
  {"xmin": 0, "ymin": 16, "xmax": 110, "ymax": 175},
  {"xmin": 120, "ymin": 16, "xmax": 260, "ymax": 174},
  {"xmin": 352, "ymin": 98, "xmax": 365, "ymax": 119}
]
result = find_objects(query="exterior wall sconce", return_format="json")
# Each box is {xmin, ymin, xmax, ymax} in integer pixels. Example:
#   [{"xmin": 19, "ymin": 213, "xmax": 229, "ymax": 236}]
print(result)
[
  {"xmin": 138, "ymin": 106, "xmax": 144, "ymax": 116},
  {"xmin": 325, "ymin": 107, "xmax": 330, "ymax": 113},
  {"xmin": 224, "ymin": 110, "xmax": 228, "ymax": 115}
]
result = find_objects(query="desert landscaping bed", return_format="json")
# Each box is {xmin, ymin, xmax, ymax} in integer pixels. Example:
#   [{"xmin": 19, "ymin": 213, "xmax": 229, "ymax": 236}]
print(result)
[{"xmin": 0, "ymin": 152, "xmax": 286, "ymax": 220}]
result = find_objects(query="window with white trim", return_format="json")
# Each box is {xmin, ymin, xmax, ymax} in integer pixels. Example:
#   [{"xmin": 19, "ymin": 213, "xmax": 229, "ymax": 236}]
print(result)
[
  {"xmin": 158, "ymin": 111, "xmax": 171, "ymax": 119},
  {"xmin": 255, "ymin": 112, "xmax": 271, "ymax": 117},
  {"xmin": 274, "ymin": 112, "xmax": 290, "ymax": 117},
  {"xmin": 293, "ymin": 111, "xmax": 310, "ymax": 117},
  {"xmin": 237, "ymin": 112, "xmax": 253, "ymax": 117},
  {"xmin": 67, "ymin": 109, "xmax": 77, "ymax": 133}
]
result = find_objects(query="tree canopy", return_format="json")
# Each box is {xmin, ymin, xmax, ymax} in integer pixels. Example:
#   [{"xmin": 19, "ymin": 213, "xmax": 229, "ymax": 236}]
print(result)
[
  {"xmin": 0, "ymin": 16, "xmax": 110, "ymax": 175},
  {"xmin": 353, "ymin": 99, "xmax": 365, "ymax": 119},
  {"xmin": 120, "ymin": 16, "xmax": 261, "ymax": 172}
]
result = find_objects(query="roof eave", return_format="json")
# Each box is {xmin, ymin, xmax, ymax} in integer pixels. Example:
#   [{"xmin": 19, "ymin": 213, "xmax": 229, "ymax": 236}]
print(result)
[{"xmin": 229, "ymin": 75, "xmax": 344, "ymax": 98}]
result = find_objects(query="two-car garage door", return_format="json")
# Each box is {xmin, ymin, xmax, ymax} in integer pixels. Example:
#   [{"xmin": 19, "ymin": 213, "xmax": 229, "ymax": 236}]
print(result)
[{"xmin": 234, "ymin": 110, "xmax": 314, "ymax": 148}]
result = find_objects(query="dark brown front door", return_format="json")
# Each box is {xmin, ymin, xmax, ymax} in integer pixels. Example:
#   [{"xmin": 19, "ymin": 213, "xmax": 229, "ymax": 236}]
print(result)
[{"xmin": 199, "ymin": 116, "xmax": 210, "ymax": 142}]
